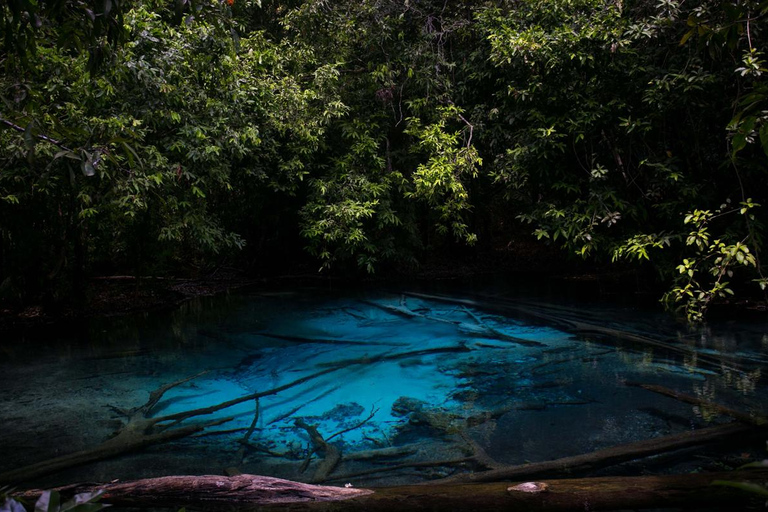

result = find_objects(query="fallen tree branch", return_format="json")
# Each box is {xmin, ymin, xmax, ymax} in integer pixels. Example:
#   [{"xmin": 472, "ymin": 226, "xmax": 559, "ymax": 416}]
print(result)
[
  {"xmin": 234, "ymin": 398, "xmax": 261, "ymax": 466},
  {"xmin": 0, "ymin": 369, "xmax": 232, "ymax": 485},
  {"xmin": 14, "ymin": 470, "xmax": 768, "ymax": 511},
  {"xmin": 364, "ymin": 299, "xmax": 543, "ymax": 347},
  {"xmin": 268, "ymin": 385, "xmax": 342, "ymax": 426},
  {"xmin": 257, "ymin": 333, "xmax": 407, "ymax": 347},
  {"xmin": 432, "ymin": 422, "xmax": 760, "ymax": 484},
  {"xmin": 457, "ymin": 432, "xmax": 504, "ymax": 470},
  {"xmin": 342, "ymin": 445, "xmax": 419, "ymax": 461},
  {"xmin": 314, "ymin": 345, "xmax": 471, "ymax": 369},
  {"xmin": 402, "ymin": 292, "xmax": 744, "ymax": 371},
  {"xmin": 160, "ymin": 344, "xmax": 470, "ymax": 425},
  {"xmin": 626, "ymin": 382, "xmax": 767, "ymax": 426},
  {"xmin": 2, "ymin": 344, "xmax": 472, "ymax": 484},
  {"xmin": 0, "ymin": 416, "xmax": 232, "ymax": 485},
  {"xmin": 295, "ymin": 419, "xmax": 341, "ymax": 483},
  {"xmin": 142, "ymin": 371, "xmax": 210, "ymax": 415},
  {"xmin": 328, "ymin": 407, "xmax": 378, "ymax": 443},
  {"xmin": 192, "ymin": 427, "xmax": 251, "ymax": 438}
]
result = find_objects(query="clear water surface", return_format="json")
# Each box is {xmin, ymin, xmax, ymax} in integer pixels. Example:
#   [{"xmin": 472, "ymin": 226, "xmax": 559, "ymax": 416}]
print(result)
[{"xmin": 1, "ymin": 284, "xmax": 766, "ymax": 488}]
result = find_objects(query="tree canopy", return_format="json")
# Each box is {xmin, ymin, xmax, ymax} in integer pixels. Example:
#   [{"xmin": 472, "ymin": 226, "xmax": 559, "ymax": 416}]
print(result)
[{"xmin": 1, "ymin": 0, "xmax": 766, "ymax": 320}]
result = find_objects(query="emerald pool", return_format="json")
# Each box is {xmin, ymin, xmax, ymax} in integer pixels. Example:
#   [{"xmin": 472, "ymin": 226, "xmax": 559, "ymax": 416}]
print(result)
[{"xmin": 1, "ymin": 286, "xmax": 766, "ymax": 489}]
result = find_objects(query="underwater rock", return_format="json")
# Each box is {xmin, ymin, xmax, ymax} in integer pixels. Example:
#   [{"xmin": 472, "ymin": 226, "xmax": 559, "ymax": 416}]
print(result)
[
  {"xmin": 450, "ymin": 390, "xmax": 480, "ymax": 403},
  {"xmin": 390, "ymin": 397, "xmax": 458, "ymax": 432},
  {"xmin": 320, "ymin": 403, "xmax": 365, "ymax": 422},
  {"xmin": 397, "ymin": 358, "xmax": 426, "ymax": 368},
  {"xmin": 391, "ymin": 397, "xmax": 427, "ymax": 417},
  {"xmin": 408, "ymin": 410, "xmax": 455, "ymax": 430},
  {"xmin": 234, "ymin": 353, "xmax": 264, "ymax": 370}
]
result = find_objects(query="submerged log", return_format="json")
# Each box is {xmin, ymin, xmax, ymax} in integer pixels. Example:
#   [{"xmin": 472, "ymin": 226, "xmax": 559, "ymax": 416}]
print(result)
[
  {"xmin": 1, "ymin": 343, "xmax": 472, "ymax": 485},
  {"xmin": 295, "ymin": 418, "xmax": 342, "ymax": 483},
  {"xmin": 0, "ymin": 371, "xmax": 232, "ymax": 485},
  {"xmin": 256, "ymin": 332, "xmax": 407, "ymax": 347},
  {"xmin": 626, "ymin": 382, "xmax": 767, "ymax": 426},
  {"xmin": 342, "ymin": 445, "xmax": 419, "ymax": 461},
  {"xmin": 0, "ymin": 417, "xmax": 232, "ymax": 487},
  {"xmin": 363, "ymin": 299, "xmax": 543, "ymax": 347},
  {"xmin": 15, "ymin": 470, "xmax": 768, "ymax": 511},
  {"xmin": 402, "ymin": 292, "xmax": 745, "ymax": 371},
  {"xmin": 433, "ymin": 422, "xmax": 759, "ymax": 484}
]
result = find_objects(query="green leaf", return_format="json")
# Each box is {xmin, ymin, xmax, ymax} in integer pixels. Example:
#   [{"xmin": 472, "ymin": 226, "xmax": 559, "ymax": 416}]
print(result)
[
  {"xmin": 120, "ymin": 142, "xmax": 143, "ymax": 169},
  {"xmin": 732, "ymin": 133, "xmax": 747, "ymax": 154},
  {"xmin": 759, "ymin": 124, "xmax": 768, "ymax": 157},
  {"xmin": 679, "ymin": 29, "xmax": 695, "ymax": 46},
  {"xmin": 23, "ymin": 120, "xmax": 35, "ymax": 150},
  {"xmin": 35, "ymin": 491, "xmax": 60, "ymax": 512},
  {"xmin": 712, "ymin": 480, "xmax": 768, "ymax": 497}
]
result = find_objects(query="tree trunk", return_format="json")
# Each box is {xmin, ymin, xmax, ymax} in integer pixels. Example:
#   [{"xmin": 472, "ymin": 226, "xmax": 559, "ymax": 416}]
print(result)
[{"xmin": 15, "ymin": 470, "xmax": 768, "ymax": 511}]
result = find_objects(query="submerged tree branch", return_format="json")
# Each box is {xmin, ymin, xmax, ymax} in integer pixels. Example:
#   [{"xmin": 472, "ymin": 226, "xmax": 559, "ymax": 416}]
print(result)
[{"xmin": 432, "ymin": 422, "xmax": 759, "ymax": 485}]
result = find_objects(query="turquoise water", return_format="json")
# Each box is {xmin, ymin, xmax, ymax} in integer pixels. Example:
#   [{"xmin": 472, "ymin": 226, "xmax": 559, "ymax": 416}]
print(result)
[{"xmin": 1, "ymin": 286, "xmax": 767, "ymax": 488}]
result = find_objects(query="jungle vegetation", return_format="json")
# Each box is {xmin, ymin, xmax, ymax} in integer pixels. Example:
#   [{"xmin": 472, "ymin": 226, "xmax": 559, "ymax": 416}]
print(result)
[{"xmin": 1, "ymin": 0, "xmax": 767, "ymax": 321}]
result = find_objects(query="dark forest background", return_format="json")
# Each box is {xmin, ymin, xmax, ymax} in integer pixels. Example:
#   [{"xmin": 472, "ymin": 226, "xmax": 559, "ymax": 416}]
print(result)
[{"xmin": 2, "ymin": 0, "xmax": 767, "ymax": 321}]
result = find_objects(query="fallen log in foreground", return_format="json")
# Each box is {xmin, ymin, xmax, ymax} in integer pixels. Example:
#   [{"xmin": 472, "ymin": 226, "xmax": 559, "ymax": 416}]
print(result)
[{"xmin": 16, "ymin": 470, "xmax": 768, "ymax": 511}]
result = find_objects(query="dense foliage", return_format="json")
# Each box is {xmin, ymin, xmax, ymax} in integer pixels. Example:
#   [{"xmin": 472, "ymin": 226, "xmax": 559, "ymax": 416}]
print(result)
[{"xmin": 1, "ymin": 0, "xmax": 766, "ymax": 319}]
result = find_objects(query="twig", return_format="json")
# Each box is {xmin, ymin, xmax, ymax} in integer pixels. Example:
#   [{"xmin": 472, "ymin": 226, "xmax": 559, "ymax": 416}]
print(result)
[
  {"xmin": 235, "ymin": 398, "xmax": 260, "ymax": 466},
  {"xmin": 460, "ymin": 305, "xmax": 484, "ymax": 325},
  {"xmin": 141, "ymin": 371, "xmax": 210, "ymax": 414},
  {"xmin": 327, "ymin": 407, "xmax": 379, "ymax": 442},
  {"xmin": 0, "ymin": 117, "xmax": 72, "ymax": 151},
  {"xmin": 457, "ymin": 113, "xmax": 474, "ymax": 148}
]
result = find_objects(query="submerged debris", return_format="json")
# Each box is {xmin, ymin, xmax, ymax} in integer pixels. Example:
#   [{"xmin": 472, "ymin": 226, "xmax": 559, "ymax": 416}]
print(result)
[{"xmin": 2, "ymin": 290, "xmax": 766, "ymax": 487}]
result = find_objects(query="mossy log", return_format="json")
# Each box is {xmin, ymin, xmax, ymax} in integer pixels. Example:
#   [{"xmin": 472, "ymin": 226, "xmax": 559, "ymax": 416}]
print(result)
[{"xmin": 15, "ymin": 470, "xmax": 768, "ymax": 511}]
